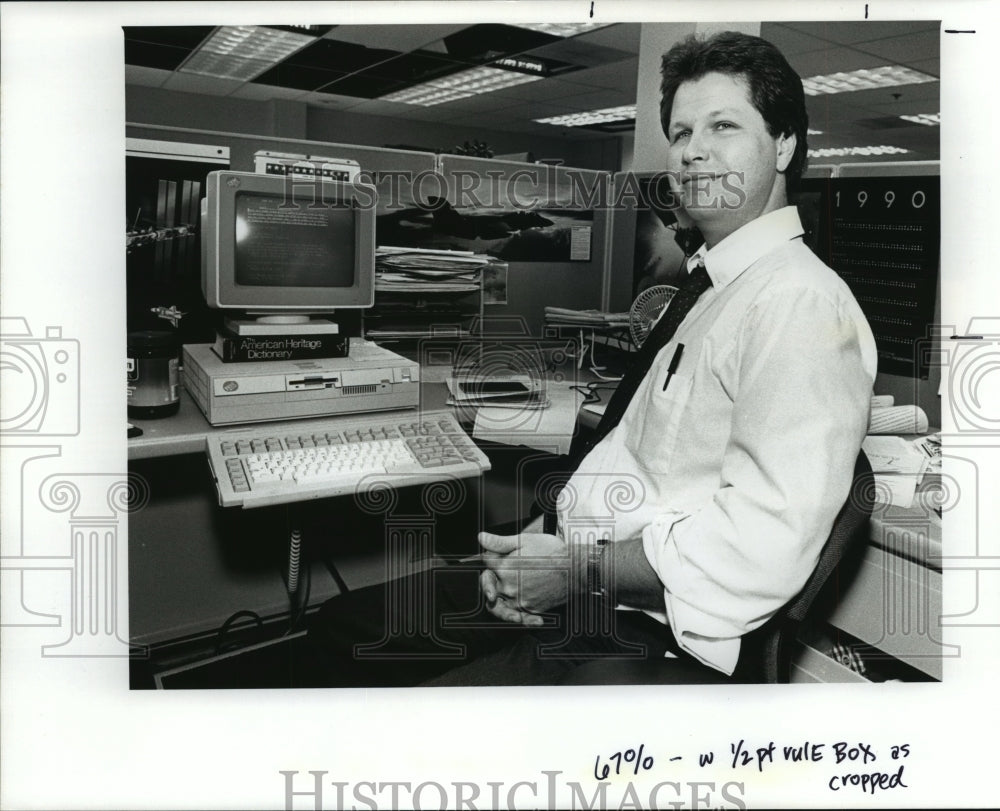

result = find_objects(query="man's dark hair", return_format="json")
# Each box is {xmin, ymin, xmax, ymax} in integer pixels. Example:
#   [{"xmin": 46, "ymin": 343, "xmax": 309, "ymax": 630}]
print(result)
[{"xmin": 660, "ymin": 31, "xmax": 809, "ymax": 188}]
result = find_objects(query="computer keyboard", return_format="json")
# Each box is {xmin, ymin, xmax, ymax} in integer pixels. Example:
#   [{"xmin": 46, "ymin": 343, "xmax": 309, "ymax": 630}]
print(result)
[{"xmin": 205, "ymin": 410, "xmax": 491, "ymax": 508}]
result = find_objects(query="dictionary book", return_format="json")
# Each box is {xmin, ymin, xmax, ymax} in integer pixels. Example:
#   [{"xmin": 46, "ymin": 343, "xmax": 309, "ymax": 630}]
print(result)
[{"xmin": 212, "ymin": 330, "xmax": 350, "ymax": 363}]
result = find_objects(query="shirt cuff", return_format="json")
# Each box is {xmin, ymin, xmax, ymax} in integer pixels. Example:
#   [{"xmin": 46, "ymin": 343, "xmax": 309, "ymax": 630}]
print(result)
[{"xmin": 641, "ymin": 514, "xmax": 741, "ymax": 676}]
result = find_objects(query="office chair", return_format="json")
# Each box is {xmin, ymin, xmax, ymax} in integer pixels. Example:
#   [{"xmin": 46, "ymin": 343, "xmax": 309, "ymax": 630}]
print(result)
[
  {"xmin": 556, "ymin": 449, "xmax": 875, "ymax": 685},
  {"xmin": 736, "ymin": 449, "xmax": 875, "ymax": 683}
]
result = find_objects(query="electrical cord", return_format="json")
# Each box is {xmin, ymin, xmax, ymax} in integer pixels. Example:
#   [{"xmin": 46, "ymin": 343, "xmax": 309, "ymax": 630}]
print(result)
[
  {"xmin": 285, "ymin": 560, "xmax": 312, "ymax": 635},
  {"xmin": 214, "ymin": 610, "xmax": 263, "ymax": 656}
]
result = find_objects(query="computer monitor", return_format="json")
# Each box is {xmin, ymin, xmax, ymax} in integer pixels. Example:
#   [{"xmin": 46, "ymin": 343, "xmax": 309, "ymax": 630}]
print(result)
[{"xmin": 201, "ymin": 171, "xmax": 375, "ymax": 326}]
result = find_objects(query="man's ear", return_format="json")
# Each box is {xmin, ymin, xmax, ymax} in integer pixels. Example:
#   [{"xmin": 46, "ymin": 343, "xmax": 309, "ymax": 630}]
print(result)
[{"xmin": 776, "ymin": 131, "xmax": 796, "ymax": 173}]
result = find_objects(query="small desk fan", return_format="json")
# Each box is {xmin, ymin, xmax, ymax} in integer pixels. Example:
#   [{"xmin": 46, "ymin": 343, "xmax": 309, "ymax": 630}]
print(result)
[{"xmin": 629, "ymin": 285, "xmax": 678, "ymax": 347}]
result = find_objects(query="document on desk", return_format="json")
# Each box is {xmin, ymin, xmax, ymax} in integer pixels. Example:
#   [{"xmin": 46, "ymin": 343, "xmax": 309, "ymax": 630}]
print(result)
[
  {"xmin": 862, "ymin": 435, "xmax": 930, "ymax": 508},
  {"xmin": 473, "ymin": 385, "xmax": 584, "ymax": 455}
]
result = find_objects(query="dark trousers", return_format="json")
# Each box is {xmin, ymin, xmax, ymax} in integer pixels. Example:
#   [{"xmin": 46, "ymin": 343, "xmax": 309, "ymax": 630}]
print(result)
[{"xmin": 307, "ymin": 563, "xmax": 739, "ymax": 687}]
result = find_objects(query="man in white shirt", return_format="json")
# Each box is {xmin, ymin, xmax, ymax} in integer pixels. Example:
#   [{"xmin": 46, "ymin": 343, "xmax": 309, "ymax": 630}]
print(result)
[
  {"xmin": 310, "ymin": 31, "xmax": 876, "ymax": 685},
  {"xmin": 471, "ymin": 30, "xmax": 876, "ymax": 679}
]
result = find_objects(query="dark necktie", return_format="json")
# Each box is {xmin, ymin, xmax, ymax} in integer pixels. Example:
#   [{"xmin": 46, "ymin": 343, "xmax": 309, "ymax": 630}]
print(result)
[
  {"xmin": 541, "ymin": 261, "xmax": 712, "ymax": 532},
  {"xmin": 593, "ymin": 260, "xmax": 712, "ymax": 443}
]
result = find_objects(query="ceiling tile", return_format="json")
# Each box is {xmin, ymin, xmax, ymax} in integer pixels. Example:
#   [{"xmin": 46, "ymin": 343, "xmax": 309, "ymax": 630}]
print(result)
[
  {"xmin": 864, "ymin": 99, "xmax": 942, "ymax": 118},
  {"xmin": 442, "ymin": 24, "xmax": 560, "ymax": 61},
  {"xmin": 276, "ymin": 37, "xmax": 399, "ymax": 73},
  {"xmin": 486, "ymin": 77, "xmax": 598, "ymax": 104},
  {"xmin": 317, "ymin": 73, "xmax": 408, "ymax": 99},
  {"xmin": 547, "ymin": 88, "xmax": 632, "ymax": 111},
  {"xmin": 787, "ymin": 46, "xmax": 891, "ymax": 78},
  {"xmin": 906, "ymin": 58, "xmax": 940, "ymax": 78},
  {"xmin": 852, "ymin": 30, "xmax": 942, "ymax": 64},
  {"xmin": 124, "ymin": 38, "xmax": 194, "ymax": 71},
  {"xmin": 253, "ymin": 63, "xmax": 347, "ymax": 91},
  {"xmin": 361, "ymin": 51, "xmax": 468, "ymax": 84},
  {"xmin": 123, "ymin": 26, "xmax": 215, "ymax": 50},
  {"xmin": 406, "ymin": 92, "xmax": 525, "ymax": 114},
  {"xmin": 326, "ymin": 24, "xmax": 469, "ymax": 53},
  {"xmin": 558, "ymin": 59, "xmax": 638, "ymax": 90},
  {"xmin": 780, "ymin": 20, "xmax": 938, "ymax": 45},
  {"xmin": 569, "ymin": 23, "xmax": 641, "ymax": 54},
  {"xmin": 762, "ymin": 23, "xmax": 843, "ymax": 55},
  {"xmin": 524, "ymin": 37, "xmax": 635, "ymax": 69},
  {"xmin": 806, "ymin": 99, "xmax": 877, "ymax": 130}
]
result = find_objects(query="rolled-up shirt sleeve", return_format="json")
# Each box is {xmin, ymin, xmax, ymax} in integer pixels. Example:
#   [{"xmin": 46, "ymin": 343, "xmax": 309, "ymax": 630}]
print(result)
[{"xmin": 642, "ymin": 285, "xmax": 874, "ymax": 674}]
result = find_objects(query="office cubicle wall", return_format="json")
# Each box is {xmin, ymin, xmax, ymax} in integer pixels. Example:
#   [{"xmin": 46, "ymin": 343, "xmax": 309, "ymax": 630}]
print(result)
[
  {"xmin": 438, "ymin": 155, "xmax": 611, "ymax": 336},
  {"xmin": 605, "ymin": 171, "xmax": 689, "ymax": 315}
]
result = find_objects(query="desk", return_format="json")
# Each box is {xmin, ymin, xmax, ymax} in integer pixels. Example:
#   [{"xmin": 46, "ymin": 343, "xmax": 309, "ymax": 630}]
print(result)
[
  {"xmin": 126, "ymin": 380, "xmax": 557, "ymax": 651},
  {"xmin": 128, "ymin": 377, "xmax": 943, "ymax": 683}
]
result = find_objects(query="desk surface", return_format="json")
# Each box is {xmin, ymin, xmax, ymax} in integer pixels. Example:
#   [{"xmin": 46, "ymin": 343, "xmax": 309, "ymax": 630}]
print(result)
[
  {"xmin": 128, "ymin": 379, "xmax": 459, "ymax": 460},
  {"xmin": 129, "ymin": 366, "xmax": 940, "ymax": 568}
]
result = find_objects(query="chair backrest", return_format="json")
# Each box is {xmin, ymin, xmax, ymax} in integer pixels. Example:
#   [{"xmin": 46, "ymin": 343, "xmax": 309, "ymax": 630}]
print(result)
[{"xmin": 740, "ymin": 449, "xmax": 875, "ymax": 683}]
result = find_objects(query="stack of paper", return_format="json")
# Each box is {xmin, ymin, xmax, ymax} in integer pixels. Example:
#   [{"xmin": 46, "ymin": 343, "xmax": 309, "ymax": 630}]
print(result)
[
  {"xmin": 866, "ymin": 394, "xmax": 929, "ymax": 435},
  {"xmin": 375, "ymin": 246, "xmax": 489, "ymax": 292},
  {"xmin": 543, "ymin": 307, "xmax": 630, "ymax": 328},
  {"xmin": 861, "ymin": 435, "xmax": 930, "ymax": 508}
]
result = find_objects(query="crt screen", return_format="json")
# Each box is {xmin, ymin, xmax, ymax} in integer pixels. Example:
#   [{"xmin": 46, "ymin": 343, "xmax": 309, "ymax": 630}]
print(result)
[{"xmin": 234, "ymin": 191, "xmax": 355, "ymax": 287}]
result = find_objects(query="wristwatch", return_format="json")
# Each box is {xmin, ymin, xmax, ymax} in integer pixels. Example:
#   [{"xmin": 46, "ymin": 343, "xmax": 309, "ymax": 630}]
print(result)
[{"xmin": 587, "ymin": 538, "xmax": 609, "ymax": 599}]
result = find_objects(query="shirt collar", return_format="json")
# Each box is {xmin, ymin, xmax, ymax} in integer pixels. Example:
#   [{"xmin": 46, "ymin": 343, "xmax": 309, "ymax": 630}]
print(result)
[{"xmin": 685, "ymin": 206, "xmax": 805, "ymax": 289}]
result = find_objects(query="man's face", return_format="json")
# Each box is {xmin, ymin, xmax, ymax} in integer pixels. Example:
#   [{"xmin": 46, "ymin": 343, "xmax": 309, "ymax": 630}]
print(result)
[{"xmin": 664, "ymin": 71, "xmax": 794, "ymax": 245}]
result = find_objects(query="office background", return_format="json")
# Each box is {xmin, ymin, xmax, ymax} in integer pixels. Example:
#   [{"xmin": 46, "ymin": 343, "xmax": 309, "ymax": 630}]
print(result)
[{"xmin": 116, "ymin": 17, "xmax": 944, "ymax": 673}]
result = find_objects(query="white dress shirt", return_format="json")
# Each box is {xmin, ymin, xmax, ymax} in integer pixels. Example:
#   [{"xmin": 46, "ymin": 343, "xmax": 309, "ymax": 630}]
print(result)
[{"xmin": 559, "ymin": 206, "xmax": 877, "ymax": 674}]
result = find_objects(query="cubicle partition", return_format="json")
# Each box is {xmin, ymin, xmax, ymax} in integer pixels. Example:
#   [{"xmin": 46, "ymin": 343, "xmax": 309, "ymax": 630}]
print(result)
[
  {"xmin": 438, "ymin": 155, "xmax": 611, "ymax": 336},
  {"xmin": 605, "ymin": 170, "xmax": 688, "ymax": 314}
]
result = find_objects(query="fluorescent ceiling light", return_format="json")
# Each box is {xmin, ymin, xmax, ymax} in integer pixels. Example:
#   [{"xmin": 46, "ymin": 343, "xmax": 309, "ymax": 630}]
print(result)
[
  {"xmin": 381, "ymin": 66, "xmax": 542, "ymax": 106},
  {"xmin": 899, "ymin": 112, "xmax": 940, "ymax": 126},
  {"xmin": 181, "ymin": 26, "xmax": 314, "ymax": 80},
  {"xmin": 535, "ymin": 104, "xmax": 637, "ymax": 127},
  {"xmin": 515, "ymin": 23, "xmax": 611, "ymax": 38},
  {"xmin": 808, "ymin": 145, "xmax": 911, "ymax": 157},
  {"xmin": 807, "ymin": 128, "xmax": 824, "ymax": 135},
  {"xmin": 801, "ymin": 65, "xmax": 937, "ymax": 96}
]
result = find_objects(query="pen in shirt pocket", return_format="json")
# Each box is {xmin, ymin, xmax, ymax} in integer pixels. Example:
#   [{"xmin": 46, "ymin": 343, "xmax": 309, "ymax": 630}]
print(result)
[{"xmin": 662, "ymin": 343, "xmax": 685, "ymax": 391}]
